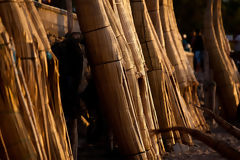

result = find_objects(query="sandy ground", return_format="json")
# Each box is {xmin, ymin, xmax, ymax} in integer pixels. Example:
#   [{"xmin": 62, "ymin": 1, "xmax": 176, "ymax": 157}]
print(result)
[
  {"xmin": 78, "ymin": 123, "xmax": 240, "ymax": 160},
  {"xmin": 163, "ymin": 123, "xmax": 240, "ymax": 160}
]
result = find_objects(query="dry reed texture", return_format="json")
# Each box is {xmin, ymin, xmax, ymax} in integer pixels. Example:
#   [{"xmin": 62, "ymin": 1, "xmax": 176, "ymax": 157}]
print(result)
[
  {"xmin": 130, "ymin": 0, "xmax": 207, "ymax": 146},
  {"xmin": 104, "ymin": 0, "xmax": 160, "ymax": 158},
  {"xmin": 0, "ymin": 0, "xmax": 72, "ymax": 159},
  {"xmin": 109, "ymin": 0, "xmax": 166, "ymax": 156},
  {"xmin": 75, "ymin": 0, "xmax": 154, "ymax": 159},
  {"xmin": 75, "ymin": 1, "xmax": 209, "ymax": 158},
  {"xmin": 159, "ymin": 0, "xmax": 208, "ymax": 131},
  {"xmin": 0, "ymin": 0, "xmax": 214, "ymax": 159},
  {"xmin": 203, "ymin": 0, "xmax": 240, "ymax": 120}
]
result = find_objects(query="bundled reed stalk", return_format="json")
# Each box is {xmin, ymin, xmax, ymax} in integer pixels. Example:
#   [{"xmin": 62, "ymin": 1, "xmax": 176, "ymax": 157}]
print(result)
[
  {"xmin": 25, "ymin": 1, "xmax": 72, "ymax": 154},
  {"xmin": 75, "ymin": 0, "xmax": 153, "ymax": 159},
  {"xmin": 169, "ymin": 0, "xmax": 208, "ymax": 131},
  {"xmin": 203, "ymin": 0, "xmax": 240, "ymax": 119},
  {"xmin": 103, "ymin": 1, "xmax": 159, "ymax": 158},
  {"xmin": 0, "ymin": 18, "xmax": 40, "ymax": 160},
  {"xmin": 218, "ymin": 0, "xmax": 240, "ymax": 83},
  {"xmin": 129, "ymin": 0, "xmax": 199, "ymax": 146},
  {"xmin": 0, "ymin": 0, "xmax": 72, "ymax": 159},
  {"xmin": 109, "ymin": 0, "xmax": 165, "ymax": 156},
  {"xmin": 159, "ymin": 0, "xmax": 208, "ymax": 131},
  {"xmin": 145, "ymin": 0, "xmax": 188, "ymax": 144},
  {"xmin": 213, "ymin": 0, "xmax": 240, "ymax": 89},
  {"xmin": 75, "ymin": 0, "xmax": 209, "ymax": 157},
  {"xmin": 213, "ymin": 0, "xmax": 240, "ymax": 93},
  {"xmin": 129, "ymin": 0, "xmax": 175, "ymax": 147}
]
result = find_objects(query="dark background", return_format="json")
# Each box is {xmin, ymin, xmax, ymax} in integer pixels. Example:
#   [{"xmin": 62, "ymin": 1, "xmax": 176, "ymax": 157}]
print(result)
[{"xmin": 173, "ymin": 0, "xmax": 240, "ymax": 36}]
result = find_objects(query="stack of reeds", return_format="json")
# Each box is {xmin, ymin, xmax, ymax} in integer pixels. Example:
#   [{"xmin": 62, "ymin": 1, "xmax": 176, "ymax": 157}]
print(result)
[
  {"xmin": 203, "ymin": 0, "xmax": 240, "ymax": 120},
  {"xmin": 158, "ymin": 0, "xmax": 208, "ymax": 131},
  {"xmin": 130, "ymin": 0, "xmax": 197, "ymax": 146},
  {"xmin": 75, "ymin": 0, "xmax": 209, "ymax": 158},
  {"xmin": 75, "ymin": 0, "xmax": 166, "ymax": 159},
  {"xmin": 0, "ymin": 0, "xmax": 72, "ymax": 159}
]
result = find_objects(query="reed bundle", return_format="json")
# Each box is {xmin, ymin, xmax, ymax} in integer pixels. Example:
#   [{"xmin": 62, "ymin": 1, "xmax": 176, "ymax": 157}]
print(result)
[
  {"xmin": 75, "ymin": 0, "xmax": 153, "ymax": 159},
  {"xmin": 103, "ymin": 0, "xmax": 160, "ymax": 158},
  {"xmin": 109, "ymin": 0, "xmax": 165, "ymax": 156},
  {"xmin": 213, "ymin": 0, "xmax": 240, "ymax": 85},
  {"xmin": 0, "ymin": 0, "xmax": 210, "ymax": 159},
  {"xmin": 203, "ymin": 0, "xmax": 240, "ymax": 119},
  {"xmin": 75, "ymin": 0, "xmax": 210, "ymax": 157},
  {"xmin": 0, "ymin": 0, "xmax": 72, "ymax": 159},
  {"xmin": 158, "ymin": 0, "xmax": 208, "ymax": 131},
  {"xmin": 129, "ymin": 0, "xmax": 203, "ymax": 146}
]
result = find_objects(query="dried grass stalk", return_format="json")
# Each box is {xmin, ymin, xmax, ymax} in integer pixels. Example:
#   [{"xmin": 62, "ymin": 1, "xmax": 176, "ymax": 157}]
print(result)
[
  {"xmin": 75, "ymin": 0, "xmax": 149, "ymax": 159},
  {"xmin": 159, "ymin": 0, "xmax": 208, "ymax": 131},
  {"xmin": 103, "ymin": 1, "xmax": 159, "ymax": 158},
  {"xmin": 0, "ymin": 1, "xmax": 72, "ymax": 159}
]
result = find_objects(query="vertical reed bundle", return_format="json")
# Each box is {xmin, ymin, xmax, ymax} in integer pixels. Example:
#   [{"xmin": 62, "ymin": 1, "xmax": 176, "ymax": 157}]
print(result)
[
  {"xmin": 159, "ymin": 0, "xmax": 188, "ymax": 90},
  {"xmin": 109, "ymin": 0, "xmax": 166, "ymax": 156},
  {"xmin": 0, "ymin": 18, "xmax": 41, "ymax": 160},
  {"xmin": 129, "ymin": 0, "xmax": 199, "ymax": 146},
  {"xmin": 75, "ymin": 0, "xmax": 151, "ymax": 159},
  {"xmin": 171, "ymin": 0, "xmax": 208, "ymax": 130},
  {"xmin": 103, "ymin": 1, "xmax": 159, "ymax": 158},
  {"xmin": 145, "ymin": 0, "xmax": 165, "ymax": 49},
  {"xmin": 130, "ymin": 0, "xmax": 176, "ymax": 147},
  {"xmin": 213, "ymin": 0, "xmax": 240, "ymax": 84},
  {"xmin": 159, "ymin": 0, "xmax": 208, "ymax": 131},
  {"xmin": 75, "ymin": 0, "xmax": 208, "ymax": 157},
  {"xmin": 25, "ymin": 1, "xmax": 72, "ymax": 155},
  {"xmin": 0, "ymin": 0, "xmax": 72, "ymax": 159},
  {"xmin": 203, "ymin": 0, "xmax": 240, "ymax": 119}
]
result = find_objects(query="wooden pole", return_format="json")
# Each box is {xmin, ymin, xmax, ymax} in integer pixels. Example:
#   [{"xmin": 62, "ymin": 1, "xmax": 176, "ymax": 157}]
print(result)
[{"xmin": 66, "ymin": 0, "xmax": 73, "ymax": 34}]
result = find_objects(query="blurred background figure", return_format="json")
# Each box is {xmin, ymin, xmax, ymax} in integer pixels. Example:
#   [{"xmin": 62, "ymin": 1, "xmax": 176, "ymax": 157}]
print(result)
[
  {"xmin": 191, "ymin": 29, "xmax": 204, "ymax": 72},
  {"xmin": 182, "ymin": 34, "xmax": 191, "ymax": 52},
  {"xmin": 234, "ymin": 34, "xmax": 240, "ymax": 53}
]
